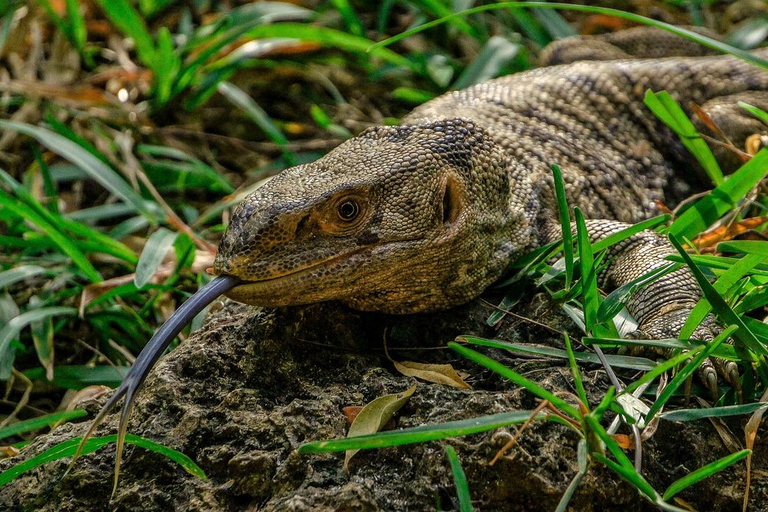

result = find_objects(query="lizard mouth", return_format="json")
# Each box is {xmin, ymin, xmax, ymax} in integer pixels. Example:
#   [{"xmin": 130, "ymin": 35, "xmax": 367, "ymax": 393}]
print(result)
[{"xmin": 221, "ymin": 248, "xmax": 369, "ymax": 305}]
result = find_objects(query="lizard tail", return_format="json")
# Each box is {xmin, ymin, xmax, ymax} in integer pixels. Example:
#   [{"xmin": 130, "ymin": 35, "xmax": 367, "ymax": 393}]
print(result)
[{"xmin": 65, "ymin": 274, "xmax": 241, "ymax": 496}]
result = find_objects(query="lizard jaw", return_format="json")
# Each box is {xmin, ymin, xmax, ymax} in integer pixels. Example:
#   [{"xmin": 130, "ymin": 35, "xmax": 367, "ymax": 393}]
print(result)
[{"xmin": 222, "ymin": 248, "xmax": 370, "ymax": 307}]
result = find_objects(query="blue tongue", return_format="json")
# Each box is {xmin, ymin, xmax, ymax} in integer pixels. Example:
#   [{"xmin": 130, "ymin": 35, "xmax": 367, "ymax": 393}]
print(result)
[{"xmin": 68, "ymin": 274, "xmax": 241, "ymax": 495}]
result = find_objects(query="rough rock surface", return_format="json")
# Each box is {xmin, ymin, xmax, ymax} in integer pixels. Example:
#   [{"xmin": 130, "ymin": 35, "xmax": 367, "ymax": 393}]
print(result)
[{"xmin": 2, "ymin": 296, "xmax": 767, "ymax": 511}]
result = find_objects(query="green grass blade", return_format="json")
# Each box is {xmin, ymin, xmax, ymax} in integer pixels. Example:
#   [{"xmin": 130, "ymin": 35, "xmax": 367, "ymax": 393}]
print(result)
[
  {"xmin": 583, "ymin": 413, "xmax": 635, "ymax": 471},
  {"xmin": 591, "ymin": 454, "xmax": 659, "ymax": 501},
  {"xmin": 621, "ymin": 346, "xmax": 706, "ymax": 396},
  {"xmin": 555, "ymin": 439, "xmax": 588, "ymax": 512},
  {"xmin": 718, "ymin": 240, "xmax": 768, "ymax": 257},
  {"xmin": 644, "ymin": 90, "xmax": 723, "ymax": 186},
  {"xmin": 0, "ymin": 307, "xmax": 77, "ymax": 380},
  {"xmin": 298, "ymin": 410, "xmax": 534, "ymax": 453},
  {"xmin": 0, "ymin": 410, "xmax": 87, "ymax": 442},
  {"xmin": 563, "ymin": 333, "xmax": 587, "ymax": 408},
  {"xmin": 151, "ymin": 27, "xmax": 181, "ymax": 106},
  {"xmin": 64, "ymin": 0, "xmax": 87, "ymax": 54},
  {"xmin": 680, "ymin": 253, "xmax": 767, "ymax": 339},
  {"xmin": 739, "ymin": 101, "xmax": 768, "ymax": 125},
  {"xmin": 410, "ymin": 0, "xmax": 475, "ymax": 36},
  {"xmin": 246, "ymin": 23, "xmax": 414, "ymax": 69},
  {"xmin": 135, "ymin": 228, "xmax": 179, "ymax": 289},
  {"xmin": 662, "ymin": 449, "xmax": 750, "ymax": 501},
  {"xmin": 669, "ymin": 235, "xmax": 766, "ymax": 356},
  {"xmin": 445, "ymin": 446, "xmax": 473, "ymax": 512},
  {"xmin": 0, "ymin": 120, "xmax": 159, "ymax": 223},
  {"xmin": 669, "ymin": 149, "xmax": 768, "ymax": 240},
  {"xmin": 551, "ymin": 165, "xmax": 573, "ymax": 289},
  {"xmin": 645, "ymin": 325, "xmax": 736, "ymax": 423},
  {"xmin": 0, "ymin": 266, "xmax": 47, "ymax": 290},
  {"xmin": 329, "ymin": 0, "xmax": 365, "ymax": 37},
  {"xmin": 597, "ymin": 263, "xmax": 680, "ymax": 325},
  {"xmin": 449, "ymin": 342, "xmax": 580, "ymax": 418},
  {"xmin": 459, "ymin": 336, "xmax": 657, "ymax": 371},
  {"xmin": 369, "ymin": 3, "xmax": 768, "ymax": 70},
  {"xmin": 217, "ymin": 82, "xmax": 290, "ymax": 147},
  {"xmin": 591, "ymin": 214, "xmax": 671, "ymax": 253},
  {"xmin": 23, "ymin": 365, "xmax": 129, "ymax": 389},
  {"xmin": 0, "ymin": 433, "xmax": 206, "ymax": 488},
  {"xmin": 532, "ymin": 7, "xmax": 576, "ymax": 39},
  {"xmin": 94, "ymin": 0, "xmax": 157, "ymax": 69},
  {"xmin": 660, "ymin": 403, "xmax": 768, "ymax": 422},
  {"xmin": 581, "ymin": 336, "xmax": 736, "ymax": 361},
  {"xmin": 0, "ymin": 189, "xmax": 102, "ymax": 282},
  {"xmin": 0, "ymin": 168, "xmax": 138, "ymax": 265},
  {"xmin": 575, "ymin": 208, "xmax": 602, "ymax": 334},
  {"xmin": 507, "ymin": 7, "xmax": 550, "ymax": 47},
  {"xmin": 452, "ymin": 36, "xmax": 520, "ymax": 90}
]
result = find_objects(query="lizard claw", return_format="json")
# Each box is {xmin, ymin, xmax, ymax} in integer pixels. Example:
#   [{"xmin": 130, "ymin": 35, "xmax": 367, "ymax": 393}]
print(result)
[
  {"xmin": 715, "ymin": 359, "xmax": 743, "ymax": 404},
  {"xmin": 634, "ymin": 310, "xmax": 741, "ymax": 402},
  {"xmin": 701, "ymin": 363, "xmax": 719, "ymax": 402},
  {"xmin": 66, "ymin": 275, "xmax": 240, "ymax": 496}
]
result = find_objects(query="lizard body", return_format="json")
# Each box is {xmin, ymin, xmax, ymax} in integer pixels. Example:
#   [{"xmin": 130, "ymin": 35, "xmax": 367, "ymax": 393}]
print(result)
[{"xmin": 214, "ymin": 33, "xmax": 768, "ymax": 330}]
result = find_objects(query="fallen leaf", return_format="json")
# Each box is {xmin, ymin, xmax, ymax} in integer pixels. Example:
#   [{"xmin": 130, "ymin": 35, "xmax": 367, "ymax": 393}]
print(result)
[
  {"xmin": 581, "ymin": 15, "xmax": 630, "ymax": 35},
  {"xmin": 342, "ymin": 406, "xmax": 363, "ymax": 425},
  {"xmin": 391, "ymin": 360, "xmax": 471, "ymax": 390},
  {"xmin": 693, "ymin": 216, "xmax": 768, "ymax": 249},
  {"xmin": 344, "ymin": 384, "xmax": 416, "ymax": 472},
  {"xmin": 612, "ymin": 433, "xmax": 633, "ymax": 450},
  {"xmin": 743, "ymin": 388, "xmax": 768, "ymax": 511},
  {"xmin": 0, "ymin": 446, "xmax": 20, "ymax": 458},
  {"xmin": 64, "ymin": 385, "xmax": 111, "ymax": 412}
]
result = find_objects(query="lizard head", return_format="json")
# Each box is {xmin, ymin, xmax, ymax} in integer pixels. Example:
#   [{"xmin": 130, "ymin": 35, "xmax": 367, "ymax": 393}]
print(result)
[{"xmin": 214, "ymin": 118, "xmax": 533, "ymax": 313}]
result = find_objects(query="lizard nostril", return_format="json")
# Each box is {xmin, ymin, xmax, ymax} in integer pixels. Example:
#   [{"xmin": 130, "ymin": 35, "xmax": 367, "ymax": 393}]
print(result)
[{"xmin": 295, "ymin": 213, "xmax": 312, "ymax": 238}]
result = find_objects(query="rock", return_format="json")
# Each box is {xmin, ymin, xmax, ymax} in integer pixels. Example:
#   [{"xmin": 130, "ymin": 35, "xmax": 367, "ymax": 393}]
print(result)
[{"xmin": 1, "ymin": 297, "xmax": 765, "ymax": 511}]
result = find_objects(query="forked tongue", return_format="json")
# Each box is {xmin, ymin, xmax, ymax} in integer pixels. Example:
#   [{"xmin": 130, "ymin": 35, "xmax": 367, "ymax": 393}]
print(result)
[{"xmin": 66, "ymin": 275, "xmax": 240, "ymax": 497}]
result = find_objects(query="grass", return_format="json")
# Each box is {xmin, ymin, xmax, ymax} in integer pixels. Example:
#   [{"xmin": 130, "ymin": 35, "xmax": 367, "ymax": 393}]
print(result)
[{"xmin": 2, "ymin": 0, "xmax": 768, "ymax": 509}]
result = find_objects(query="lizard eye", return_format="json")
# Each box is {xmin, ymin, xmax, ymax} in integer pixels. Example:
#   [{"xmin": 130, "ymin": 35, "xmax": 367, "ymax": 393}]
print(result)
[{"xmin": 337, "ymin": 200, "xmax": 360, "ymax": 221}]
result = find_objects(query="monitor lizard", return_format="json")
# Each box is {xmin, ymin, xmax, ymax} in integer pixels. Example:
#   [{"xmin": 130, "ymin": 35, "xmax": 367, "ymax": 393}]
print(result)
[{"xmin": 70, "ymin": 27, "xmax": 768, "ymax": 491}]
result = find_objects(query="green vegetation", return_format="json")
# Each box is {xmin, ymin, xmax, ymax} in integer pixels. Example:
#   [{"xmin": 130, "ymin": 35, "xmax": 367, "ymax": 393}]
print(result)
[{"xmin": 2, "ymin": 0, "xmax": 768, "ymax": 509}]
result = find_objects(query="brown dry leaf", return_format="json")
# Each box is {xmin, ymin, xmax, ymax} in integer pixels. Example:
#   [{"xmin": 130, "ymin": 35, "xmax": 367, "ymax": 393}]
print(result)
[
  {"xmin": 30, "ymin": 303, "xmax": 54, "ymax": 381},
  {"xmin": 343, "ymin": 384, "xmax": 416, "ymax": 472},
  {"xmin": 693, "ymin": 216, "xmax": 768, "ymax": 249},
  {"xmin": 691, "ymin": 397, "xmax": 742, "ymax": 454},
  {"xmin": 612, "ymin": 433, "xmax": 633, "ymax": 450},
  {"xmin": 391, "ymin": 360, "xmax": 471, "ymax": 390},
  {"xmin": 653, "ymin": 200, "xmax": 674, "ymax": 215},
  {"xmin": 0, "ymin": 81, "xmax": 110, "ymax": 106},
  {"xmin": 342, "ymin": 406, "xmax": 363, "ymax": 425},
  {"xmin": 581, "ymin": 15, "xmax": 631, "ymax": 34},
  {"xmin": 64, "ymin": 385, "xmax": 111, "ymax": 412},
  {"xmin": 690, "ymin": 101, "xmax": 731, "ymax": 141},
  {"xmin": 742, "ymin": 388, "xmax": 768, "ymax": 512},
  {"xmin": 671, "ymin": 497, "xmax": 697, "ymax": 512},
  {"xmin": 0, "ymin": 446, "xmax": 20, "ymax": 459}
]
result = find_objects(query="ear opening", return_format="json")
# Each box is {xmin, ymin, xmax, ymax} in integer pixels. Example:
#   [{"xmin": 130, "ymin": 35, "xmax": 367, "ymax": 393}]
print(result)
[{"xmin": 441, "ymin": 175, "xmax": 463, "ymax": 227}]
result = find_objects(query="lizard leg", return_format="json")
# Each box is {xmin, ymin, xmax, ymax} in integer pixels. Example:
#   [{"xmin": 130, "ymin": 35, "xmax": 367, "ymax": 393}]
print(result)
[
  {"xmin": 690, "ymin": 91, "xmax": 768, "ymax": 174},
  {"xmin": 546, "ymin": 219, "xmax": 740, "ymax": 398}
]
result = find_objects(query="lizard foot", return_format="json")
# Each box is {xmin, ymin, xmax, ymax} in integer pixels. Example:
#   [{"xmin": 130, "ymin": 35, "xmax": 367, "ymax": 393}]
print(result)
[{"xmin": 625, "ymin": 309, "xmax": 742, "ymax": 403}]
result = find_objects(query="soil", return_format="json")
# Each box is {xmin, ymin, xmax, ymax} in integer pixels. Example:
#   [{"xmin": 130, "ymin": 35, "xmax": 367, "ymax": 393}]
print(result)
[{"xmin": 2, "ymin": 295, "xmax": 767, "ymax": 511}]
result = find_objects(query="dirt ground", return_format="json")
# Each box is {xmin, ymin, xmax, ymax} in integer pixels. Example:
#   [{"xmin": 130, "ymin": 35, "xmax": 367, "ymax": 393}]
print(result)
[{"xmin": 2, "ymin": 294, "xmax": 767, "ymax": 511}]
